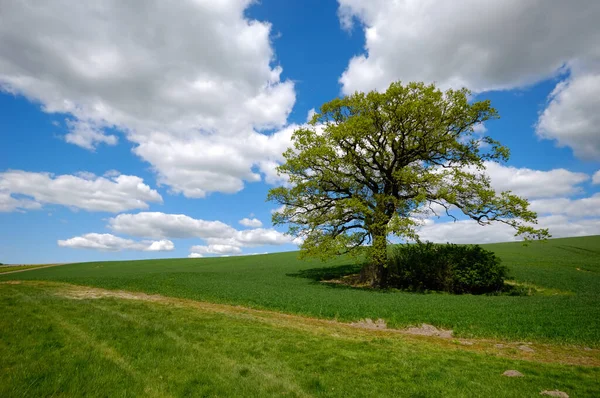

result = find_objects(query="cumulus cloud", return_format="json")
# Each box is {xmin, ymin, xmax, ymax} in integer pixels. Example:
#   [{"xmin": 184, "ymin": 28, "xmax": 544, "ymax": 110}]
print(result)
[
  {"xmin": 536, "ymin": 71, "xmax": 600, "ymax": 160},
  {"xmin": 205, "ymin": 228, "xmax": 296, "ymax": 247},
  {"xmin": 0, "ymin": 191, "xmax": 42, "ymax": 212},
  {"xmin": 109, "ymin": 212, "xmax": 297, "ymax": 256},
  {"xmin": 109, "ymin": 212, "xmax": 235, "ymax": 239},
  {"xmin": 337, "ymin": 1, "xmax": 600, "ymax": 159},
  {"xmin": 530, "ymin": 194, "xmax": 600, "ymax": 218},
  {"xmin": 133, "ymin": 125, "xmax": 296, "ymax": 197},
  {"xmin": 337, "ymin": 0, "xmax": 600, "ymax": 94},
  {"xmin": 0, "ymin": 170, "xmax": 162, "ymax": 212},
  {"xmin": 58, "ymin": 233, "xmax": 174, "ymax": 252},
  {"xmin": 189, "ymin": 244, "xmax": 243, "ymax": 256},
  {"xmin": 593, "ymin": 170, "xmax": 600, "ymax": 185},
  {"xmin": 0, "ymin": 0, "xmax": 296, "ymax": 196},
  {"xmin": 270, "ymin": 205, "xmax": 286, "ymax": 214},
  {"xmin": 239, "ymin": 217, "xmax": 263, "ymax": 228},
  {"xmin": 480, "ymin": 162, "xmax": 589, "ymax": 199},
  {"xmin": 64, "ymin": 120, "xmax": 118, "ymax": 150},
  {"xmin": 416, "ymin": 163, "xmax": 598, "ymax": 241},
  {"xmin": 416, "ymin": 215, "xmax": 600, "ymax": 244}
]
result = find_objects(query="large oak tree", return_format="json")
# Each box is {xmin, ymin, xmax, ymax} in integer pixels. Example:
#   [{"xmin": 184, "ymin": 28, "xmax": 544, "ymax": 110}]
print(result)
[{"xmin": 268, "ymin": 82, "xmax": 549, "ymax": 287}]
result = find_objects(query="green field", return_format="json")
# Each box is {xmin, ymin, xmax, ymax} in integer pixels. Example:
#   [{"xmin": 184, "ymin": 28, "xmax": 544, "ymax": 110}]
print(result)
[
  {"xmin": 2, "ymin": 236, "xmax": 599, "ymax": 345},
  {"xmin": 1, "ymin": 236, "xmax": 599, "ymax": 396}
]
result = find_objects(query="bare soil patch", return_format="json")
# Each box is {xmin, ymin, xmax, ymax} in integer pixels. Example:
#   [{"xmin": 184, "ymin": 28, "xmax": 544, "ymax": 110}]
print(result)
[
  {"xmin": 502, "ymin": 370, "xmax": 524, "ymax": 377},
  {"xmin": 350, "ymin": 318, "xmax": 387, "ymax": 330},
  {"xmin": 540, "ymin": 390, "xmax": 569, "ymax": 397},
  {"xmin": 405, "ymin": 323, "xmax": 453, "ymax": 338}
]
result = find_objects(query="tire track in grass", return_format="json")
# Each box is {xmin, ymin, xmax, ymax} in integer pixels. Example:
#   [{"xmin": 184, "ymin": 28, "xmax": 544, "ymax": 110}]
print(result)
[
  {"xmin": 86, "ymin": 300, "xmax": 313, "ymax": 397},
  {"xmin": 6, "ymin": 280, "xmax": 600, "ymax": 367},
  {"xmin": 6, "ymin": 284, "xmax": 167, "ymax": 398},
  {"xmin": 0, "ymin": 263, "xmax": 68, "ymax": 275}
]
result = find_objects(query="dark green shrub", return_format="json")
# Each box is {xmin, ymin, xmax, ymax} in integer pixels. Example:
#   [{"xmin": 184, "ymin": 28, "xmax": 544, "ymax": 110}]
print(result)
[{"xmin": 387, "ymin": 242, "xmax": 508, "ymax": 294}]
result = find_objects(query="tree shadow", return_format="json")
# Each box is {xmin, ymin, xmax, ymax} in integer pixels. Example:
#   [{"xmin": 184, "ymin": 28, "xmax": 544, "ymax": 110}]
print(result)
[{"xmin": 287, "ymin": 263, "xmax": 363, "ymax": 282}]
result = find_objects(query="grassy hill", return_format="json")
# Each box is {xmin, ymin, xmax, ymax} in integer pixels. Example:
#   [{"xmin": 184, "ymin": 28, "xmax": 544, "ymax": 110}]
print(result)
[
  {"xmin": 1, "ymin": 235, "xmax": 599, "ymax": 397},
  {"xmin": 2, "ymin": 235, "xmax": 599, "ymax": 346}
]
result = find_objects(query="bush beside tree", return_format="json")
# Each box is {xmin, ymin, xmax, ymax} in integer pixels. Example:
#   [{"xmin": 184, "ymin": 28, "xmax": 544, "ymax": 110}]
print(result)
[{"xmin": 387, "ymin": 243, "xmax": 507, "ymax": 294}]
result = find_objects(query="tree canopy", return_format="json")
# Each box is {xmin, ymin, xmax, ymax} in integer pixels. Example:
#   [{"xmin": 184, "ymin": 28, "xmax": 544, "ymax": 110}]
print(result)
[{"xmin": 268, "ymin": 81, "xmax": 549, "ymax": 286}]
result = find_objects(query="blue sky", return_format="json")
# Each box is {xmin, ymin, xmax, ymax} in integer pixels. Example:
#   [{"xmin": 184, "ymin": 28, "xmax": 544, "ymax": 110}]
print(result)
[{"xmin": 1, "ymin": 0, "xmax": 599, "ymax": 264}]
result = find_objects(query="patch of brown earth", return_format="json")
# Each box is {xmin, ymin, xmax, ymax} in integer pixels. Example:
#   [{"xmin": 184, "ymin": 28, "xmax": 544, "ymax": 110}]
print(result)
[
  {"xmin": 62, "ymin": 288, "xmax": 164, "ymax": 302},
  {"xmin": 502, "ymin": 370, "xmax": 524, "ymax": 377},
  {"xmin": 504, "ymin": 280, "xmax": 572, "ymax": 296},
  {"xmin": 519, "ymin": 345, "xmax": 535, "ymax": 353},
  {"xmin": 406, "ymin": 323, "xmax": 453, "ymax": 338},
  {"xmin": 322, "ymin": 274, "xmax": 370, "ymax": 288},
  {"xmin": 350, "ymin": 318, "xmax": 387, "ymax": 330},
  {"xmin": 1, "ymin": 280, "xmax": 22, "ymax": 284},
  {"xmin": 540, "ymin": 390, "xmax": 569, "ymax": 397}
]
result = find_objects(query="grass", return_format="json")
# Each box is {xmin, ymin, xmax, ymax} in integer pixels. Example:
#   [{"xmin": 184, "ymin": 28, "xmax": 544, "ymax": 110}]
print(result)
[
  {"xmin": 2, "ymin": 235, "xmax": 598, "ymax": 346},
  {"xmin": 1, "ymin": 281, "xmax": 598, "ymax": 397},
  {"xmin": 0, "ymin": 264, "xmax": 58, "ymax": 274}
]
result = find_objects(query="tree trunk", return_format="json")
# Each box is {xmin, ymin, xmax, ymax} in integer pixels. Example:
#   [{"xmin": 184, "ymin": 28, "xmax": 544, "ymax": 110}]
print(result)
[{"xmin": 360, "ymin": 227, "xmax": 389, "ymax": 288}]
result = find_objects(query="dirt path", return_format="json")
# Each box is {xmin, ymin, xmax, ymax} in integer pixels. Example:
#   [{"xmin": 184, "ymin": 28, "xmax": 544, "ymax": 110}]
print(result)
[
  {"xmin": 0, "ymin": 263, "xmax": 68, "ymax": 275},
  {"xmin": 3, "ymin": 280, "xmax": 599, "ymax": 367}
]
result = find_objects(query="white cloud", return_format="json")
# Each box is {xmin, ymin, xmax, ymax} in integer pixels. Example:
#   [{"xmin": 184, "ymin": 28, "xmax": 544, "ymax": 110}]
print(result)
[
  {"xmin": 205, "ymin": 228, "xmax": 294, "ymax": 247},
  {"xmin": 593, "ymin": 170, "xmax": 600, "ymax": 185},
  {"xmin": 0, "ymin": 191, "xmax": 42, "ymax": 212},
  {"xmin": 64, "ymin": 120, "xmax": 118, "ymax": 150},
  {"xmin": 109, "ymin": 212, "xmax": 235, "ymax": 239},
  {"xmin": 0, "ymin": 0, "xmax": 296, "ymax": 196},
  {"xmin": 0, "ymin": 170, "xmax": 162, "ymax": 212},
  {"xmin": 239, "ymin": 217, "xmax": 263, "ymax": 228},
  {"xmin": 417, "ymin": 215, "xmax": 600, "ymax": 244},
  {"xmin": 271, "ymin": 205, "xmax": 286, "ymax": 214},
  {"xmin": 536, "ymin": 71, "xmax": 600, "ymax": 160},
  {"xmin": 133, "ymin": 125, "xmax": 295, "ymax": 197},
  {"xmin": 109, "ymin": 212, "xmax": 297, "ymax": 256},
  {"xmin": 188, "ymin": 253, "xmax": 204, "ymax": 258},
  {"xmin": 530, "ymin": 194, "xmax": 600, "ymax": 218},
  {"xmin": 58, "ymin": 233, "xmax": 174, "ymax": 252},
  {"xmin": 337, "ymin": 0, "xmax": 600, "ymax": 94},
  {"xmin": 472, "ymin": 123, "xmax": 487, "ymax": 134},
  {"xmin": 189, "ymin": 244, "xmax": 243, "ymax": 256},
  {"xmin": 146, "ymin": 240, "xmax": 175, "ymax": 252},
  {"xmin": 479, "ymin": 162, "xmax": 589, "ymax": 199}
]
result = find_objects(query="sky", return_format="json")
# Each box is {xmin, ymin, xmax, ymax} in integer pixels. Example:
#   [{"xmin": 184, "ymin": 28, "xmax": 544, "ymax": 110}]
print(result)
[{"xmin": 1, "ymin": 0, "xmax": 599, "ymax": 264}]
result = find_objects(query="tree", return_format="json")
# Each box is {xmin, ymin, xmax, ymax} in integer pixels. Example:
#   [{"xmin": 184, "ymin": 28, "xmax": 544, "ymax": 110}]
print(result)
[{"xmin": 268, "ymin": 82, "xmax": 549, "ymax": 287}]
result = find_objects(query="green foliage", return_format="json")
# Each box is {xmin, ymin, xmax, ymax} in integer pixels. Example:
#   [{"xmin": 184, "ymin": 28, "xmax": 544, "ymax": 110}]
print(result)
[
  {"xmin": 387, "ymin": 243, "xmax": 508, "ymax": 294},
  {"xmin": 2, "ymin": 283, "xmax": 598, "ymax": 397},
  {"xmin": 3, "ymin": 236, "xmax": 599, "ymax": 345},
  {"xmin": 268, "ymin": 81, "xmax": 548, "ymax": 285}
]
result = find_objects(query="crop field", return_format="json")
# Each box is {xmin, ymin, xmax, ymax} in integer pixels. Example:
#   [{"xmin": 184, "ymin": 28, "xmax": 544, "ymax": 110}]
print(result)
[{"xmin": 1, "ymin": 235, "xmax": 599, "ymax": 396}]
